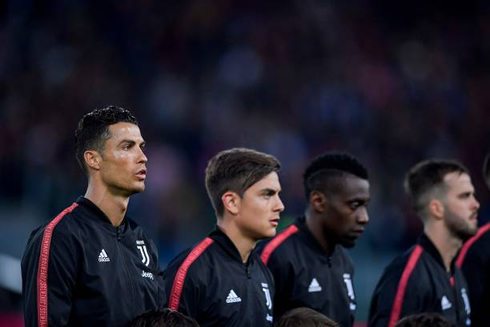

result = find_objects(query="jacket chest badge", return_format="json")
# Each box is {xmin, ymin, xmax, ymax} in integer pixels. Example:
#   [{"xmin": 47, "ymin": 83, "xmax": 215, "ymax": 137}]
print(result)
[
  {"xmin": 136, "ymin": 240, "xmax": 150, "ymax": 267},
  {"xmin": 98, "ymin": 249, "xmax": 111, "ymax": 263},
  {"xmin": 308, "ymin": 278, "xmax": 322, "ymax": 292},
  {"xmin": 262, "ymin": 283, "xmax": 272, "ymax": 310},
  {"xmin": 343, "ymin": 273, "xmax": 356, "ymax": 310},
  {"xmin": 441, "ymin": 295, "xmax": 452, "ymax": 310}
]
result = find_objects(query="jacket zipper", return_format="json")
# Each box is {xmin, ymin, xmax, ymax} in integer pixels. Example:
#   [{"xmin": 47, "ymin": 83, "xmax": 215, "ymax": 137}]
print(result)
[{"xmin": 116, "ymin": 226, "xmax": 137, "ymax": 317}]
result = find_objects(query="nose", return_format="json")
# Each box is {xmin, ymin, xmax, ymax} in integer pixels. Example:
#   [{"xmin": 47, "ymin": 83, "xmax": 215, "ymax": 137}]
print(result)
[
  {"xmin": 472, "ymin": 196, "xmax": 480, "ymax": 210},
  {"xmin": 274, "ymin": 195, "xmax": 285, "ymax": 213},
  {"xmin": 138, "ymin": 147, "xmax": 148, "ymax": 164},
  {"xmin": 357, "ymin": 208, "xmax": 369, "ymax": 225}
]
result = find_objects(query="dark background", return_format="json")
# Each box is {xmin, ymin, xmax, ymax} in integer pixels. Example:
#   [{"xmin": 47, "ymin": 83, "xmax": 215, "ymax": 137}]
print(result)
[{"xmin": 1, "ymin": 0, "xmax": 490, "ymax": 325}]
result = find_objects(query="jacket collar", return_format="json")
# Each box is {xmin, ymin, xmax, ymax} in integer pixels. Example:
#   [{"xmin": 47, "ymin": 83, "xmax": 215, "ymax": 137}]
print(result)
[
  {"xmin": 295, "ymin": 216, "xmax": 337, "ymax": 257},
  {"xmin": 209, "ymin": 226, "xmax": 257, "ymax": 265},
  {"xmin": 76, "ymin": 196, "xmax": 129, "ymax": 234},
  {"xmin": 418, "ymin": 233, "xmax": 455, "ymax": 274}
]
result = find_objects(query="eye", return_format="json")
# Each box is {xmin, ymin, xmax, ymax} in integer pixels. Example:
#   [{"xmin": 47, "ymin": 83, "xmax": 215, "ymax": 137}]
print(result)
[{"xmin": 350, "ymin": 201, "xmax": 367, "ymax": 210}]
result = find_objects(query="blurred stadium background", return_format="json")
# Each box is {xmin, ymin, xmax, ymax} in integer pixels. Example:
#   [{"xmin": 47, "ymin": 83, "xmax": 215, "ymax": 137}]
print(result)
[{"xmin": 1, "ymin": 0, "xmax": 490, "ymax": 325}]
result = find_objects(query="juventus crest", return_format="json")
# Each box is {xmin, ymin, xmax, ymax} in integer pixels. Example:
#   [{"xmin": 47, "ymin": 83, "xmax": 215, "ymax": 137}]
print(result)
[{"xmin": 136, "ymin": 240, "xmax": 150, "ymax": 267}]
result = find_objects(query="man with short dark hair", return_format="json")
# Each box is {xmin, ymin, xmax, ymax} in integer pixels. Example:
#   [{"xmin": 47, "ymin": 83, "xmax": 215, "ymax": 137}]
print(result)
[
  {"xmin": 22, "ymin": 106, "xmax": 164, "ymax": 326},
  {"xmin": 258, "ymin": 152, "xmax": 370, "ymax": 326},
  {"xmin": 130, "ymin": 309, "xmax": 199, "ymax": 327},
  {"xmin": 369, "ymin": 160, "xmax": 478, "ymax": 327},
  {"xmin": 456, "ymin": 153, "xmax": 490, "ymax": 327},
  {"xmin": 275, "ymin": 307, "xmax": 339, "ymax": 327},
  {"xmin": 163, "ymin": 148, "xmax": 284, "ymax": 326},
  {"xmin": 395, "ymin": 312, "xmax": 452, "ymax": 327}
]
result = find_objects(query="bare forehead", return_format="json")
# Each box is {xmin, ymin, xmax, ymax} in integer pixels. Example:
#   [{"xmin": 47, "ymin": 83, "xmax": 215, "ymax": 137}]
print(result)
[
  {"xmin": 108, "ymin": 122, "xmax": 143, "ymax": 140},
  {"xmin": 443, "ymin": 172, "xmax": 472, "ymax": 190},
  {"xmin": 249, "ymin": 172, "xmax": 281, "ymax": 190}
]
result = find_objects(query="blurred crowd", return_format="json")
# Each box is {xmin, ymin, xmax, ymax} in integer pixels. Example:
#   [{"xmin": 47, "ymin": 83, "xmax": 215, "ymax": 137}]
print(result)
[{"xmin": 2, "ymin": 0, "xmax": 490, "ymax": 321}]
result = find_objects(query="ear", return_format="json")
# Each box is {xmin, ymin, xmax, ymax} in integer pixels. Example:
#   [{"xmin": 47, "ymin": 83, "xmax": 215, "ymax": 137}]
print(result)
[
  {"xmin": 428, "ymin": 199, "xmax": 445, "ymax": 221},
  {"xmin": 222, "ymin": 191, "xmax": 240, "ymax": 215},
  {"xmin": 310, "ymin": 191, "xmax": 327, "ymax": 213},
  {"xmin": 84, "ymin": 150, "xmax": 102, "ymax": 171}
]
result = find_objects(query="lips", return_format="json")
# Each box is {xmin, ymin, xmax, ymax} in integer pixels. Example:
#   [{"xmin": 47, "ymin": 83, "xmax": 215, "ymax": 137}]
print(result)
[
  {"xmin": 351, "ymin": 229, "xmax": 364, "ymax": 237},
  {"xmin": 136, "ymin": 168, "xmax": 147, "ymax": 180},
  {"xmin": 270, "ymin": 218, "xmax": 280, "ymax": 226}
]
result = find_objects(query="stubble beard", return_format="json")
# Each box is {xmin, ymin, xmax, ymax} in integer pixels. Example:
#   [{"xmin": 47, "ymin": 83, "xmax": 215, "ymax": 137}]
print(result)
[{"xmin": 445, "ymin": 209, "xmax": 478, "ymax": 241}]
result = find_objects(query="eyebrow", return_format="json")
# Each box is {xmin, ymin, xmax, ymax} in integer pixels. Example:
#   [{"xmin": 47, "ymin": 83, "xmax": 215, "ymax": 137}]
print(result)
[
  {"xmin": 261, "ymin": 188, "xmax": 281, "ymax": 195},
  {"xmin": 118, "ymin": 139, "xmax": 146, "ymax": 146}
]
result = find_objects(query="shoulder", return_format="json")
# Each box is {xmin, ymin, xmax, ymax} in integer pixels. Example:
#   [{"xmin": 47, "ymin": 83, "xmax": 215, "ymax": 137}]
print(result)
[
  {"xmin": 378, "ymin": 245, "xmax": 427, "ymax": 289},
  {"xmin": 259, "ymin": 224, "xmax": 300, "ymax": 265},
  {"xmin": 164, "ymin": 238, "xmax": 215, "ymax": 281},
  {"xmin": 28, "ymin": 203, "xmax": 81, "ymax": 245}
]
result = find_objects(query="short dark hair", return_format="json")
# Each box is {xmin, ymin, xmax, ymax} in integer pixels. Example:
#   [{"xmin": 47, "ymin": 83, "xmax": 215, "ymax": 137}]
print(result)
[
  {"xmin": 130, "ymin": 308, "xmax": 200, "ymax": 327},
  {"xmin": 483, "ymin": 153, "xmax": 490, "ymax": 189},
  {"xmin": 205, "ymin": 148, "xmax": 281, "ymax": 217},
  {"xmin": 404, "ymin": 159, "xmax": 468, "ymax": 217},
  {"xmin": 275, "ymin": 307, "xmax": 339, "ymax": 327},
  {"xmin": 303, "ymin": 152, "xmax": 368, "ymax": 199},
  {"xmin": 74, "ymin": 105, "xmax": 138, "ymax": 174},
  {"xmin": 395, "ymin": 312, "xmax": 453, "ymax": 327}
]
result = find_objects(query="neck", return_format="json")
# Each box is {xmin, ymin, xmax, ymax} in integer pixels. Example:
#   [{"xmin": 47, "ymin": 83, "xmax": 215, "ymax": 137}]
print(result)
[
  {"xmin": 85, "ymin": 181, "xmax": 130, "ymax": 227},
  {"xmin": 218, "ymin": 218, "xmax": 256, "ymax": 263},
  {"xmin": 305, "ymin": 211, "xmax": 333, "ymax": 255},
  {"xmin": 424, "ymin": 222, "xmax": 462, "ymax": 272}
]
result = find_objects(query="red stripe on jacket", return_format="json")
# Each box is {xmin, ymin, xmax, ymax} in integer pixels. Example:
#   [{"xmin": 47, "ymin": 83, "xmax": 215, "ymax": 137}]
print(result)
[
  {"xmin": 388, "ymin": 245, "xmax": 424, "ymax": 327},
  {"xmin": 168, "ymin": 237, "xmax": 214, "ymax": 311},
  {"xmin": 37, "ymin": 203, "xmax": 78, "ymax": 327},
  {"xmin": 260, "ymin": 225, "xmax": 299, "ymax": 265},
  {"xmin": 456, "ymin": 223, "xmax": 490, "ymax": 268}
]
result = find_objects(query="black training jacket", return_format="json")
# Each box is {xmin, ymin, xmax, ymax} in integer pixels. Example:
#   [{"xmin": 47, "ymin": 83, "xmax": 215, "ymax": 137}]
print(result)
[
  {"xmin": 21, "ymin": 197, "xmax": 165, "ymax": 327},
  {"xmin": 163, "ymin": 227, "xmax": 275, "ymax": 327},
  {"xmin": 457, "ymin": 223, "xmax": 490, "ymax": 327},
  {"xmin": 257, "ymin": 217, "xmax": 357, "ymax": 327},
  {"xmin": 369, "ymin": 233, "xmax": 471, "ymax": 327}
]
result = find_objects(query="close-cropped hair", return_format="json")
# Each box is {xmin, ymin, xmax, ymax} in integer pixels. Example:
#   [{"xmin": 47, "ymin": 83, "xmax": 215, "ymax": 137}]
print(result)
[
  {"xmin": 74, "ymin": 105, "xmax": 138, "ymax": 174},
  {"xmin": 205, "ymin": 148, "xmax": 281, "ymax": 217},
  {"xmin": 275, "ymin": 307, "xmax": 340, "ymax": 327},
  {"xmin": 395, "ymin": 312, "xmax": 453, "ymax": 327},
  {"xmin": 404, "ymin": 159, "xmax": 468, "ymax": 217},
  {"xmin": 303, "ymin": 151, "xmax": 368, "ymax": 200},
  {"xmin": 130, "ymin": 308, "xmax": 200, "ymax": 327}
]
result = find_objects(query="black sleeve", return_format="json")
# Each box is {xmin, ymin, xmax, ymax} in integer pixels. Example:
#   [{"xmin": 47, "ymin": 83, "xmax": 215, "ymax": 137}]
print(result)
[
  {"xmin": 265, "ymin": 249, "xmax": 294, "ymax": 318},
  {"xmin": 368, "ymin": 261, "xmax": 430, "ymax": 327},
  {"xmin": 21, "ymin": 226, "xmax": 79, "ymax": 327},
  {"xmin": 162, "ymin": 250, "xmax": 203, "ymax": 318},
  {"xmin": 460, "ymin": 236, "xmax": 490, "ymax": 323}
]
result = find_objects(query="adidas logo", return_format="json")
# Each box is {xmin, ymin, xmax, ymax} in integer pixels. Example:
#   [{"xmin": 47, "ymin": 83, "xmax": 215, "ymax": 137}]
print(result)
[
  {"xmin": 441, "ymin": 295, "xmax": 452, "ymax": 310},
  {"xmin": 308, "ymin": 278, "xmax": 322, "ymax": 293},
  {"xmin": 225, "ymin": 289, "xmax": 242, "ymax": 303},
  {"xmin": 98, "ymin": 249, "xmax": 110, "ymax": 262}
]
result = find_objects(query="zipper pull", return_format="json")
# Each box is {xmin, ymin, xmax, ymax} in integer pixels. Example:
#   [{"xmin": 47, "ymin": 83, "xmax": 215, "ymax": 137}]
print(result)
[
  {"xmin": 246, "ymin": 266, "xmax": 251, "ymax": 279},
  {"xmin": 117, "ymin": 226, "xmax": 122, "ymax": 241}
]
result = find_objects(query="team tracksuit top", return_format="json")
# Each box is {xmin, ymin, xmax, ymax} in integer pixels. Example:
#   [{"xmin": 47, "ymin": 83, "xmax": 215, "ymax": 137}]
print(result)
[
  {"xmin": 163, "ymin": 227, "xmax": 275, "ymax": 327},
  {"xmin": 21, "ymin": 197, "xmax": 165, "ymax": 327},
  {"xmin": 456, "ymin": 223, "xmax": 490, "ymax": 327},
  {"xmin": 368, "ymin": 233, "xmax": 471, "ymax": 327},
  {"xmin": 258, "ymin": 217, "xmax": 357, "ymax": 327}
]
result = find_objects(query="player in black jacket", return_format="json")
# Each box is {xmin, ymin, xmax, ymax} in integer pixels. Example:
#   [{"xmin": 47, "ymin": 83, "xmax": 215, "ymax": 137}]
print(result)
[
  {"xmin": 369, "ymin": 159, "xmax": 479, "ymax": 327},
  {"xmin": 258, "ymin": 152, "xmax": 370, "ymax": 326},
  {"xmin": 22, "ymin": 106, "xmax": 164, "ymax": 327},
  {"xmin": 163, "ymin": 148, "xmax": 284, "ymax": 326},
  {"xmin": 455, "ymin": 153, "xmax": 490, "ymax": 327}
]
